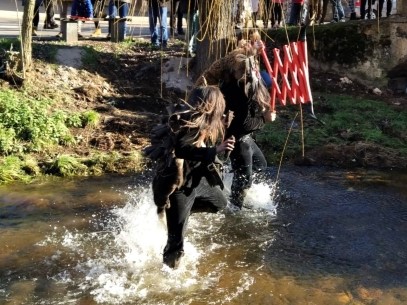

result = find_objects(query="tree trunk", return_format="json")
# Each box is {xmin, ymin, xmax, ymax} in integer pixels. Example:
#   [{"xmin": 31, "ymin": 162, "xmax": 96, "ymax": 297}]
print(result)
[
  {"xmin": 19, "ymin": 0, "xmax": 35, "ymax": 75},
  {"xmin": 194, "ymin": 0, "xmax": 237, "ymax": 78}
]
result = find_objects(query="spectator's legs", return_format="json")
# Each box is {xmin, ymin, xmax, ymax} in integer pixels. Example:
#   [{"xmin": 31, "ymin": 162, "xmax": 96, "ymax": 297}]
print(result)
[
  {"xmin": 158, "ymin": 5, "xmax": 168, "ymax": 47},
  {"xmin": 148, "ymin": 1, "xmax": 159, "ymax": 46},
  {"xmin": 386, "ymin": 0, "xmax": 392, "ymax": 16},
  {"xmin": 319, "ymin": 0, "xmax": 329, "ymax": 23}
]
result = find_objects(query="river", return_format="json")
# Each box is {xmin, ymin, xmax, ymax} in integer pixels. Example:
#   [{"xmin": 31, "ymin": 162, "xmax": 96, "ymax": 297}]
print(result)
[{"xmin": 0, "ymin": 166, "xmax": 406, "ymax": 305}]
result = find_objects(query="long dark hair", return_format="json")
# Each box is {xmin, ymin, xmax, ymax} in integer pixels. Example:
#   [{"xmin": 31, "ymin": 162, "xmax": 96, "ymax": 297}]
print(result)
[{"xmin": 181, "ymin": 86, "xmax": 226, "ymax": 146}]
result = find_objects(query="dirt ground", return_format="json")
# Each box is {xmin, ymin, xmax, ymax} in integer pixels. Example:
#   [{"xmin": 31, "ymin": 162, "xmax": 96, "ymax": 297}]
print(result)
[{"xmin": 2, "ymin": 38, "xmax": 406, "ymax": 170}]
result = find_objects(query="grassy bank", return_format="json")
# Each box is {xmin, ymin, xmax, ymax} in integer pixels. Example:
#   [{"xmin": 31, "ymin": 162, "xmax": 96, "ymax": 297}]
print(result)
[{"xmin": 257, "ymin": 93, "xmax": 407, "ymax": 168}]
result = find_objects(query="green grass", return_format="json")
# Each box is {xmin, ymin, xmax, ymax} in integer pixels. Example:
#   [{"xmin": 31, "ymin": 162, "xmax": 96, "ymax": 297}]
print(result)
[{"xmin": 256, "ymin": 93, "xmax": 407, "ymax": 164}]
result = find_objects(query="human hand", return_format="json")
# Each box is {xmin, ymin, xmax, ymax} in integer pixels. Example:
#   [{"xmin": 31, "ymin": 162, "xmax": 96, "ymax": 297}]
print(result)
[
  {"xmin": 253, "ymin": 40, "xmax": 265, "ymax": 51},
  {"xmin": 264, "ymin": 111, "xmax": 277, "ymax": 122},
  {"xmin": 216, "ymin": 136, "xmax": 235, "ymax": 153}
]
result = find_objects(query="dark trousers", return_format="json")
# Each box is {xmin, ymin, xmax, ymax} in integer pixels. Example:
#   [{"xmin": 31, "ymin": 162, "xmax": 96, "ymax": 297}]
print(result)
[
  {"xmin": 262, "ymin": 0, "xmax": 272, "ymax": 26},
  {"xmin": 230, "ymin": 135, "xmax": 267, "ymax": 207},
  {"xmin": 378, "ymin": 0, "xmax": 392, "ymax": 17},
  {"xmin": 360, "ymin": 0, "xmax": 375, "ymax": 19},
  {"xmin": 271, "ymin": 3, "xmax": 283, "ymax": 25},
  {"xmin": 170, "ymin": 0, "xmax": 183, "ymax": 33},
  {"xmin": 164, "ymin": 178, "xmax": 227, "ymax": 258},
  {"xmin": 319, "ymin": 0, "xmax": 329, "ymax": 23},
  {"xmin": 43, "ymin": 0, "xmax": 55, "ymax": 25}
]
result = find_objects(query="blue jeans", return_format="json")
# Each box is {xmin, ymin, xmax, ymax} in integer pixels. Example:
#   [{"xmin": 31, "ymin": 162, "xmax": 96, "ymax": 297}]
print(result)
[
  {"xmin": 330, "ymin": 0, "xmax": 345, "ymax": 21},
  {"xmin": 108, "ymin": 0, "xmax": 129, "ymax": 35},
  {"xmin": 148, "ymin": 1, "xmax": 168, "ymax": 46}
]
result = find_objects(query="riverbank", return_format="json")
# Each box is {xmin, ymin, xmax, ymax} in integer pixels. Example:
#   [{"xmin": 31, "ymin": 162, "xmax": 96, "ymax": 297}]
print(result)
[{"xmin": 0, "ymin": 37, "xmax": 406, "ymax": 184}]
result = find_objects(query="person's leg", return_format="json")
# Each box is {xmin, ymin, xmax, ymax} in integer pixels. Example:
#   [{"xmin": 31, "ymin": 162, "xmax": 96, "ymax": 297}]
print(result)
[
  {"xmin": 337, "ymin": 0, "xmax": 345, "ymax": 20},
  {"xmin": 320, "ymin": 0, "xmax": 329, "ymax": 23},
  {"xmin": 32, "ymin": 1, "xmax": 41, "ymax": 35},
  {"xmin": 44, "ymin": 0, "xmax": 57, "ymax": 27},
  {"xmin": 188, "ymin": 9, "xmax": 198, "ymax": 54},
  {"xmin": 170, "ymin": 0, "xmax": 176, "ymax": 35},
  {"xmin": 158, "ymin": 4, "xmax": 168, "ymax": 46},
  {"xmin": 378, "ymin": 0, "xmax": 384, "ymax": 17},
  {"xmin": 270, "ymin": 2, "xmax": 276, "ymax": 27},
  {"xmin": 360, "ymin": 0, "xmax": 367, "ymax": 18},
  {"xmin": 107, "ymin": 0, "xmax": 117, "ymax": 36},
  {"xmin": 176, "ymin": 1, "xmax": 184, "ymax": 34},
  {"xmin": 70, "ymin": 0, "xmax": 78, "ymax": 16},
  {"xmin": 164, "ymin": 188, "xmax": 196, "ymax": 268},
  {"xmin": 386, "ymin": 0, "xmax": 392, "ymax": 16},
  {"xmin": 367, "ymin": 0, "xmax": 372, "ymax": 19},
  {"xmin": 330, "ymin": 0, "xmax": 339, "ymax": 21},
  {"xmin": 193, "ymin": 179, "xmax": 228, "ymax": 212},
  {"xmin": 276, "ymin": 3, "xmax": 282, "ymax": 26},
  {"xmin": 148, "ymin": 1, "xmax": 159, "ymax": 45},
  {"xmin": 288, "ymin": 2, "xmax": 301, "ymax": 25},
  {"xmin": 118, "ymin": 1, "xmax": 129, "ymax": 37},
  {"xmin": 230, "ymin": 136, "xmax": 256, "ymax": 209}
]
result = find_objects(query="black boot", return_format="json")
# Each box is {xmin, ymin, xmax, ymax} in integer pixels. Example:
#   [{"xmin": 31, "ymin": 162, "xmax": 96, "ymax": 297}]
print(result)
[
  {"xmin": 350, "ymin": 12, "xmax": 357, "ymax": 20},
  {"xmin": 163, "ymin": 250, "xmax": 184, "ymax": 269}
]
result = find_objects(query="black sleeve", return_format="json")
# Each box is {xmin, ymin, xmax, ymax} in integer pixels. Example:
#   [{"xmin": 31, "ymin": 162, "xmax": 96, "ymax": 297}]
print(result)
[{"xmin": 174, "ymin": 130, "xmax": 217, "ymax": 163}]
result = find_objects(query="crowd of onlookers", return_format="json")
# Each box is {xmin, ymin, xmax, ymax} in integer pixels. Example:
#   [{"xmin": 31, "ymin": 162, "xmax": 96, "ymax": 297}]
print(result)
[
  {"xmin": 25, "ymin": 0, "xmax": 395, "ymax": 44},
  {"xmin": 233, "ymin": 0, "xmax": 394, "ymax": 28}
]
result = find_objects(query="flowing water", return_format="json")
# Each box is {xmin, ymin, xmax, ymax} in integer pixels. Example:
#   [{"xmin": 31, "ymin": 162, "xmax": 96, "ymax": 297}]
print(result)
[{"xmin": 0, "ymin": 166, "xmax": 406, "ymax": 305}]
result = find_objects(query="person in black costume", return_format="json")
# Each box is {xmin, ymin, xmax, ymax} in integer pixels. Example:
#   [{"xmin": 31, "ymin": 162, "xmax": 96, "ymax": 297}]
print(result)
[
  {"xmin": 162, "ymin": 86, "xmax": 235, "ymax": 268},
  {"xmin": 195, "ymin": 32, "xmax": 276, "ymax": 209}
]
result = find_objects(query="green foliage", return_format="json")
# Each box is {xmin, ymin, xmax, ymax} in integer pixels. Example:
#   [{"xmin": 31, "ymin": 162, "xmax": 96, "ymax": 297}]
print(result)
[
  {"xmin": 0, "ymin": 156, "xmax": 32, "ymax": 184},
  {"xmin": 0, "ymin": 90, "xmax": 74, "ymax": 151},
  {"xmin": 50, "ymin": 155, "xmax": 88, "ymax": 177},
  {"xmin": 81, "ymin": 110, "xmax": 100, "ymax": 127},
  {"xmin": 0, "ymin": 125, "xmax": 18, "ymax": 154},
  {"xmin": 257, "ymin": 94, "xmax": 407, "ymax": 163}
]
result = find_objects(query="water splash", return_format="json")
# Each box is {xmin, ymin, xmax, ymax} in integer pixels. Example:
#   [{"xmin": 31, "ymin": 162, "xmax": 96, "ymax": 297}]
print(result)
[{"xmin": 46, "ymin": 176, "xmax": 278, "ymax": 304}]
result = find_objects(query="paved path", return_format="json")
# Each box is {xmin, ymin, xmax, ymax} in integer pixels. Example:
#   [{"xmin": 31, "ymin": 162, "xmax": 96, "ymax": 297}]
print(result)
[{"xmin": 0, "ymin": 0, "xmax": 155, "ymax": 40}]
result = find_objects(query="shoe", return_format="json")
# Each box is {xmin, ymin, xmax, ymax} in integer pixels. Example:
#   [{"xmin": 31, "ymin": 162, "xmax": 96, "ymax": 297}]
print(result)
[
  {"xmin": 339, "ymin": 18, "xmax": 346, "ymax": 22},
  {"xmin": 44, "ymin": 22, "xmax": 58, "ymax": 29},
  {"xmin": 177, "ymin": 29, "xmax": 185, "ymax": 35},
  {"xmin": 106, "ymin": 33, "xmax": 111, "ymax": 39},
  {"xmin": 163, "ymin": 250, "xmax": 184, "ymax": 269},
  {"xmin": 350, "ymin": 12, "xmax": 357, "ymax": 20},
  {"xmin": 78, "ymin": 32, "xmax": 83, "ymax": 38},
  {"xmin": 32, "ymin": 26, "xmax": 38, "ymax": 36},
  {"xmin": 91, "ymin": 28, "xmax": 102, "ymax": 37}
]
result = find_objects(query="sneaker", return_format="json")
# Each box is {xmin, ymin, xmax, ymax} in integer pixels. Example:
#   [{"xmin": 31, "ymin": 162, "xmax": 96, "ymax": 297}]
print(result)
[
  {"xmin": 339, "ymin": 18, "xmax": 346, "ymax": 22},
  {"xmin": 91, "ymin": 28, "xmax": 102, "ymax": 37},
  {"xmin": 163, "ymin": 250, "xmax": 184, "ymax": 269}
]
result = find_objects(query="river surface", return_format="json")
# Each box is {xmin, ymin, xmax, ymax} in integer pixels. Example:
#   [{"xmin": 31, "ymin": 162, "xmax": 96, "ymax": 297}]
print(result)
[{"xmin": 0, "ymin": 166, "xmax": 406, "ymax": 305}]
